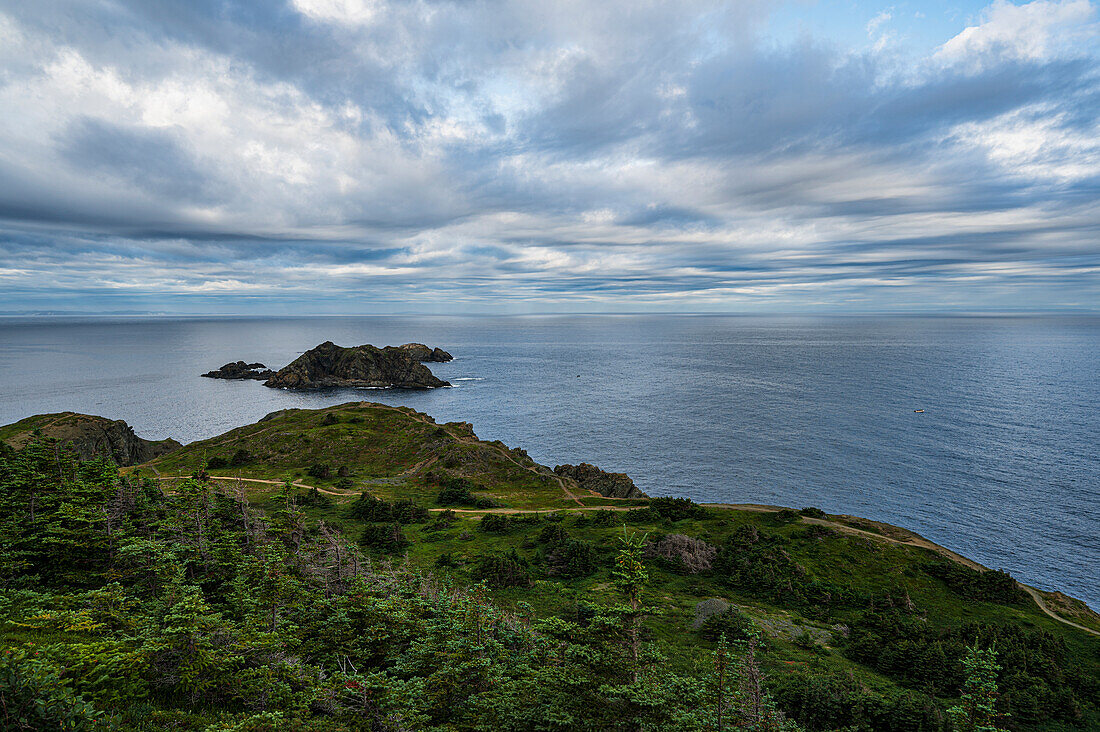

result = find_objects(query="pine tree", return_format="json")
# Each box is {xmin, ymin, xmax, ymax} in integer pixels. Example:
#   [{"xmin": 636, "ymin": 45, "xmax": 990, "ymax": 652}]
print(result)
[{"xmin": 947, "ymin": 644, "xmax": 1008, "ymax": 732}]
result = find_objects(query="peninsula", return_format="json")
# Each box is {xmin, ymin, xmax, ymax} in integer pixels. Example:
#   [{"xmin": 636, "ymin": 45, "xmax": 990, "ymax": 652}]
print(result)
[{"xmin": 1, "ymin": 403, "xmax": 1097, "ymax": 732}]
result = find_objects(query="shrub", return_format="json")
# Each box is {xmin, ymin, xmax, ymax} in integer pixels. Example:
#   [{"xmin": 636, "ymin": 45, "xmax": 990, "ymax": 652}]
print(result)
[
  {"xmin": 298, "ymin": 487, "xmax": 331, "ymax": 508},
  {"xmin": 477, "ymin": 513, "xmax": 542, "ymax": 534},
  {"xmin": 349, "ymin": 494, "xmax": 392, "ymax": 522},
  {"xmin": 321, "ymin": 413, "xmax": 338, "ymax": 426},
  {"xmin": 648, "ymin": 533, "xmax": 717, "ymax": 574},
  {"xmin": 0, "ymin": 647, "xmax": 104, "ymax": 731},
  {"xmin": 544, "ymin": 538, "xmax": 598, "ymax": 579},
  {"xmin": 206, "ymin": 456, "xmax": 229, "ymax": 469},
  {"xmin": 699, "ymin": 608, "xmax": 755, "ymax": 642},
  {"xmin": 474, "ymin": 550, "xmax": 531, "ymax": 588},
  {"xmin": 359, "ymin": 523, "xmax": 410, "ymax": 554},
  {"xmin": 591, "ymin": 510, "xmax": 618, "ymax": 527},
  {"xmin": 230, "ymin": 449, "xmax": 252, "ymax": 466},
  {"xmin": 436, "ymin": 476, "xmax": 478, "ymax": 506},
  {"xmin": 537, "ymin": 523, "xmax": 569, "ymax": 545},
  {"xmin": 769, "ymin": 508, "xmax": 801, "ymax": 525},
  {"xmin": 307, "ymin": 464, "xmax": 331, "ymax": 479},
  {"xmin": 348, "ymin": 495, "xmax": 427, "ymax": 524},
  {"xmin": 336, "ymin": 465, "xmax": 350, "ymax": 478},
  {"xmin": 334, "ymin": 477, "xmax": 355, "ymax": 491},
  {"xmin": 800, "ymin": 506, "xmax": 828, "ymax": 519},
  {"xmin": 922, "ymin": 561, "xmax": 1029, "ymax": 605},
  {"xmin": 391, "ymin": 499, "xmax": 429, "ymax": 524},
  {"xmin": 649, "ymin": 497, "xmax": 708, "ymax": 521}
]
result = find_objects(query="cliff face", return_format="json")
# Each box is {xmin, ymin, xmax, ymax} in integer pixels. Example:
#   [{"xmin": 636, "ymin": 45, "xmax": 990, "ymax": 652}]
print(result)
[
  {"xmin": 399, "ymin": 343, "xmax": 453, "ymax": 362},
  {"xmin": 263, "ymin": 341, "xmax": 449, "ymax": 390},
  {"xmin": 554, "ymin": 462, "xmax": 648, "ymax": 498},
  {"xmin": 0, "ymin": 412, "xmax": 181, "ymax": 466}
]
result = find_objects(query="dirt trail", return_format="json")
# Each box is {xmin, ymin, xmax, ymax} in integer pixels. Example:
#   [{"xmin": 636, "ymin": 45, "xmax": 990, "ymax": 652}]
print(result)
[
  {"xmin": 155, "ymin": 474, "xmax": 357, "ymax": 498},
  {"xmin": 702, "ymin": 504, "xmax": 1097, "ymax": 637},
  {"xmin": 1018, "ymin": 585, "xmax": 1100, "ymax": 636}
]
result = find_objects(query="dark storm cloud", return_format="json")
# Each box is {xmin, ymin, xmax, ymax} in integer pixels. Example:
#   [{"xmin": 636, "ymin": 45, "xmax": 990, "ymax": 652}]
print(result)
[{"xmin": 0, "ymin": 0, "xmax": 1097, "ymax": 313}]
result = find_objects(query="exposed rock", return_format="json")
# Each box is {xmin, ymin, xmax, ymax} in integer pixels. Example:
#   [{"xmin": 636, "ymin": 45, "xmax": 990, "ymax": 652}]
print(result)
[
  {"xmin": 201, "ymin": 361, "xmax": 275, "ymax": 380},
  {"xmin": 0, "ymin": 412, "xmax": 181, "ymax": 465},
  {"xmin": 553, "ymin": 462, "xmax": 648, "ymax": 498},
  {"xmin": 264, "ymin": 341, "xmax": 450, "ymax": 390},
  {"xmin": 399, "ymin": 343, "xmax": 453, "ymax": 362}
]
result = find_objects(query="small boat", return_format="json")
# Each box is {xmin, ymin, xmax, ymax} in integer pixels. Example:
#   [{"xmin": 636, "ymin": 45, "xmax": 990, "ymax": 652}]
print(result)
[{"xmin": 914, "ymin": 409, "xmax": 924, "ymax": 413}]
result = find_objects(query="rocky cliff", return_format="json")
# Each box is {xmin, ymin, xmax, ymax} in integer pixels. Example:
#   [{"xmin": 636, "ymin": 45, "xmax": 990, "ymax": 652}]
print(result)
[
  {"xmin": 264, "ymin": 341, "xmax": 449, "ymax": 389},
  {"xmin": 399, "ymin": 343, "xmax": 453, "ymax": 362},
  {"xmin": 0, "ymin": 412, "xmax": 181, "ymax": 465},
  {"xmin": 554, "ymin": 462, "xmax": 648, "ymax": 498}
]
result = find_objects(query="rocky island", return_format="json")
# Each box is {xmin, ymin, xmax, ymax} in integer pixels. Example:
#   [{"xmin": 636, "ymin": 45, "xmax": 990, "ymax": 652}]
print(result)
[
  {"xmin": 201, "ymin": 361, "xmax": 275, "ymax": 380},
  {"xmin": 263, "ymin": 341, "xmax": 450, "ymax": 389}
]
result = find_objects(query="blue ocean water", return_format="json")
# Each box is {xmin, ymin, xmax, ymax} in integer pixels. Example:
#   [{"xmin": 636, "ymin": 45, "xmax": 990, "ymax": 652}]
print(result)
[{"xmin": 0, "ymin": 314, "xmax": 1096, "ymax": 609}]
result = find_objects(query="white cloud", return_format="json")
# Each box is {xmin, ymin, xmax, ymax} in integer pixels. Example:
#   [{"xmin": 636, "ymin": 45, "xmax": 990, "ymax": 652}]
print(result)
[
  {"xmin": 935, "ymin": 0, "xmax": 1097, "ymax": 68},
  {"xmin": 290, "ymin": 0, "xmax": 382, "ymax": 26}
]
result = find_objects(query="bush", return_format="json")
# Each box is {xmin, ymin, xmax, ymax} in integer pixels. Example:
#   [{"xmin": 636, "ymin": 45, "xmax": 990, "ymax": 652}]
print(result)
[
  {"xmin": 769, "ymin": 508, "xmax": 801, "ymax": 525},
  {"xmin": 544, "ymin": 538, "xmax": 598, "ymax": 579},
  {"xmin": 206, "ymin": 456, "xmax": 229, "ymax": 469},
  {"xmin": 922, "ymin": 561, "xmax": 1029, "ymax": 605},
  {"xmin": 800, "ymin": 506, "xmax": 828, "ymax": 519},
  {"xmin": 699, "ymin": 608, "xmax": 755, "ymax": 642},
  {"xmin": 298, "ymin": 487, "xmax": 331, "ymax": 508},
  {"xmin": 591, "ymin": 510, "xmax": 617, "ymax": 527},
  {"xmin": 474, "ymin": 550, "xmax": 531, "ymax": 588},
  {"xmin": 359, "ymin": 523, "xmax": 410, "ymax": 554},
  {"xmin": 391, "ymin": 499, "xmax": 429, "ymax": 524},
  {"xmin": 0, "ymin": 647, "xmax": 104, "ymax": 731},
  {"xmin": 623, "ymin": 508, "xmax": 657, "ymax": 523},
  {"xmin": 648, "ymin": 533, "xmax": 717, "ymax": 574},
  {"xmin": 436, "ymin": 476, "xmax": 478, "ymax": 506},
  {"xmin": 230, "ymin": 449, "xmax": 252, "ymax": 466},
  {"xmin": 348, "ymin": 495, "xmax": 427, "ymax": 524},
  {"xmin": 649, "ymin": 497, "xmax": 708, "ymax": 521},
  {"xmin": 307, "ymin": 464, "xmax": 331, "ymax": 479}
]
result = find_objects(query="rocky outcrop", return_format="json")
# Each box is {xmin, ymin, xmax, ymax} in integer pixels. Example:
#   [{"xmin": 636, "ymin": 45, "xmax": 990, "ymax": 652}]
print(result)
[
  {"xmin": 553, "ymin": 462, "xmax": 648, "ymax": 498},
  {"xmin": 264, "ymin": 341, "xmax": 449, "ymax": 390},
  {"xmin": 0, "ymin": 412, "xmax": 181, "ymax": 465},
  {"xmin": 399, "ymin": 343, "xmax": 453, "ymax": 362},
  {"xmin": 201, "ymin": 361, "xmax": 275, "ymax": 380}
]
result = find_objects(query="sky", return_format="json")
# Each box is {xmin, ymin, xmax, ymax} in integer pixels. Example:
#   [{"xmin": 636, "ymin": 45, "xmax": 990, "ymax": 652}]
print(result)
[{"xmin": 0, "ymin": 0, "xmax": 1098, "ymax": 315}]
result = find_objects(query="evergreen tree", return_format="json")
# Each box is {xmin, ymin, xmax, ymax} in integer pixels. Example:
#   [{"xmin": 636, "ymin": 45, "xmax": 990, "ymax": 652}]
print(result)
[{"xmin": 948, "ymin": 645, "xmax": 1008, "ymax": 732}]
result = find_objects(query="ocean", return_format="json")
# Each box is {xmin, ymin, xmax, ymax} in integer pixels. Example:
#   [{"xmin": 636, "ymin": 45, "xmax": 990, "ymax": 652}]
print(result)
[{"xmin": 1, "ymin": 314, "xmax": 1096, "ymax": 608}]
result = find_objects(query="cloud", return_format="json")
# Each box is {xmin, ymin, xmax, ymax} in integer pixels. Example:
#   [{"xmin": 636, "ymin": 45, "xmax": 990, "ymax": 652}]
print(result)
[
  {"xmin": 0, "ymin": 0, "xmax": 1096, "ymax": 313},
  {"xmin": 935, "ymin": 0, "xmax": 1097, "ymax": 69}
]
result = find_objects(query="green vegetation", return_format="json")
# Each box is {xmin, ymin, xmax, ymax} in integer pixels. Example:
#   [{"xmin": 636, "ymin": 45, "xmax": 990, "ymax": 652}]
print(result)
[{"xmin": 2, "ymin": 404, "xmax": 1098, "ymax": 731}]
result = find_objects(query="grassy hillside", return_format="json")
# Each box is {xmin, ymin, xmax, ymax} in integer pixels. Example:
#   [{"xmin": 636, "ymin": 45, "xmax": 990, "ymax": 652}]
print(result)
[
  {"xmin": 138, "ymin": 402, "xmax": 597, "ymax": 510},
  {"xmin": 3, "ymin": 404, "xmax": 1097, "ymax": 730}
]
